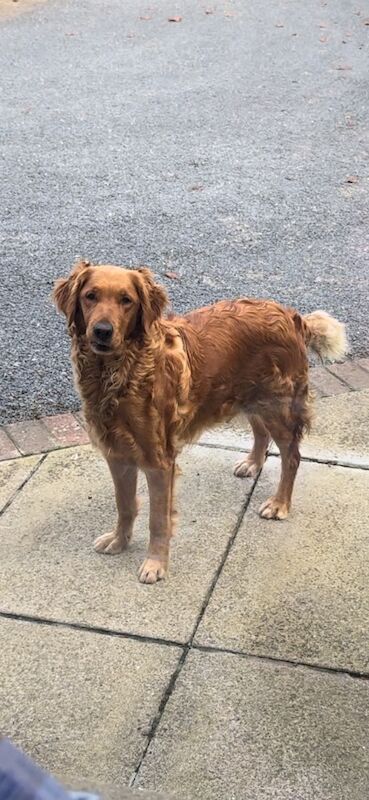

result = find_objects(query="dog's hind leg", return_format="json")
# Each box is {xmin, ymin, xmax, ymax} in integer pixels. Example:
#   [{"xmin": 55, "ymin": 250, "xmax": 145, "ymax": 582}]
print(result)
[
  {"xmin": 94, "ymin": 459, "xmax": 139, "ymax": 554},
  {"xmin": 258, "ymin": 415, "xmax": 302, "ymax": 520},
  {"xmin": 234, "ymin": 414, "xmax": 270, "ymax": 479}
]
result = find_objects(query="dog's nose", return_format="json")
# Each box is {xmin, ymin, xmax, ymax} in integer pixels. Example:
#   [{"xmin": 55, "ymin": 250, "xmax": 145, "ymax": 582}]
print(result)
[{"xmin": 93, "ymin": 321, "xmax": 113, "ymax": 342}]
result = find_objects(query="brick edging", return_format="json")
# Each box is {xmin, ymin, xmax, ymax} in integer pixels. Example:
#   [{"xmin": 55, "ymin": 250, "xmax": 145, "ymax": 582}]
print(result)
[
  {"xmin": 310, "ymin": 357, "xmax": 369, "ymax": 395},
  {"xmin": 1, "ymin": 358, "xmax": 369, "ymax": 462},
  {"xmin": 2, "ymin": 413, "xmax": 89, "ymax": 461}
]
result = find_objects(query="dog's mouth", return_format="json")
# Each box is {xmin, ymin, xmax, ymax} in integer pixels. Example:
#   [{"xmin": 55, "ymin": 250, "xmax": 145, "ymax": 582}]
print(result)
[{"xmin": 90, "ymin": 341, "xmax": 114, "ymax": 355}]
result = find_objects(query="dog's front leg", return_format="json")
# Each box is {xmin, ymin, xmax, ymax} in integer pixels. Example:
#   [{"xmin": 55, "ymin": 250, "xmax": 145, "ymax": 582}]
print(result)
[
  {"xmin": 94, "ymin": 459, "xmax": 139, "ymax": 554},
  {"xmin": 139, "ymin": 462, "xmax": 176, "ymax": 585}
]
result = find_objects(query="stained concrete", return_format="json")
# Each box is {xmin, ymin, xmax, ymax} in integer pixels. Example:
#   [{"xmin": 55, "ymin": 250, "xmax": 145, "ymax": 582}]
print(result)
[
  {"xmin": 137, "ymin": 650, "xmax": 369, "ymax": 800},
  {"xmin": 196, "ymin": 459, "xmax": 369, "ymax": 672},
  {"xmin": 0, "ymin": 444, "xmax": 251, "ymax": 642},
  {"xmin": 0, "ymin": 616, "xmax": 180, "ymax": 788}
]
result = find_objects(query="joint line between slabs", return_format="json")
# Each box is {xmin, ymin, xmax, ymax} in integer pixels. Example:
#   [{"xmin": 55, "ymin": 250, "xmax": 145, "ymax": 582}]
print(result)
[
  {"xmin": 189, "ymin": 472, "xmax": 261, "ymax": 644},
  {"xmin": 129, "ymin": 645, "xmax": 189, "ymax": 788},
  {"xmin": 197, "ymin": 440, "xmax": 250, "ymax": 453},
  {"xmin": 0, "ymin": 610, "xmax": 183, "ymax": 650},
  {"xmin": 192, "ymin": 642, "xmax": 369, "ymax": 681},
  {"xmin": 324, "ymin": 366, "xmax": 354, "ymax": 391},
  {"xmin": 267, "ymin": 451, "xmax": 369, "ymax": 471},
  {"xmin": 198, "ymin": 442, "xmax": 369, "ymax": 470},
  {"xmin": 0, "ymin": 453, "xmax": 47, "ymax": 518},
  {"xmin": 130, "ymin": 470, "xmax": 261, "ymax": 787}
]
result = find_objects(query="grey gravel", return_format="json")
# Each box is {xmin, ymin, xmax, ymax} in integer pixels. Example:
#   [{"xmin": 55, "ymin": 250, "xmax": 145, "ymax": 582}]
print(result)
[{"xmin": 1, "ymin": 0, "xmax": 368, "ymax": 423}]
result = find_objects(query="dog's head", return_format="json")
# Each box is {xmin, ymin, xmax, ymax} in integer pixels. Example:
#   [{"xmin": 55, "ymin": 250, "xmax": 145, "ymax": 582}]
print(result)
[{"xmin": 53, "ymin": 261, "xmax": 168, "ymax": 355}]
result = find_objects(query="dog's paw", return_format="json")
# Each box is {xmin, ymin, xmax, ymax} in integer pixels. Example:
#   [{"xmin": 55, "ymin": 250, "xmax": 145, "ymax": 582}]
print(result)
[
  {"xmin": 93, "ymin": 531, "xmax": 126, "ymax": 555},
  {"xmin": 138, "ymin": 558, "xmax": 167, "ymax": 585},
  {"xmin": 234, "ymin": 456, "xmax": 262, "ymax": 479},
  {"xmin": 259, "ymin": 497, "xmax": 289, "ymax": 520}
]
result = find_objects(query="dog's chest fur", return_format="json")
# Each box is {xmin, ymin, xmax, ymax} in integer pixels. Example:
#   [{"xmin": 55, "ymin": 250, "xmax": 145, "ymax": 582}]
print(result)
[{"xmin": 71, "ymin": 332, "xmax": 193, "ymax": 468}]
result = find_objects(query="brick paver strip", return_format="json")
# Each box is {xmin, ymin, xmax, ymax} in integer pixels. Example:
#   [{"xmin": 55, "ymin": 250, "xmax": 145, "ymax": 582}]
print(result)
[
  {"xmin": 327, "ymin": 361, "xmax": 369, "ymax": 391},
  {"xmin": 5, "ymin": 420, "xmax": 57, "ymax": 456},
  {"xmin": 42, "ymin": 413, "xmax": 90, "ymax": 446},
  {"xmin": 0, "ymin": 429, "xmax": 21, "ymax": 461},
  {"xmin": 309, "ymin": 366, "xmax": 348, "ymax": 397}
]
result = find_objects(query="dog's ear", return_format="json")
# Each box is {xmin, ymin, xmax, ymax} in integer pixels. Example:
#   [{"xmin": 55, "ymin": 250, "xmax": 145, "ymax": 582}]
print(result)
[
  {"xmin": 133, "ymin": 268, "xmax": 168, "ymax": 334},
  {"xmin": 53, "ymin": 260, "xmax": 91, "ymax": 335}
]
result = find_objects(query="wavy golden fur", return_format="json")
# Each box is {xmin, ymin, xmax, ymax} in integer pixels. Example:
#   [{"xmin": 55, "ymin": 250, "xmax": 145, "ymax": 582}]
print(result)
[{"xmin": 54, "ymin": 261, "xmax": 347, "ymax": 584}]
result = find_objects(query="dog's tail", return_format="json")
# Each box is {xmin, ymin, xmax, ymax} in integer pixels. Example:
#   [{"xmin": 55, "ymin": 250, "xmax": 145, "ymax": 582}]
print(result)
[{"xmin": 303, "ymin": 311, "xmax": 348, "ymax": 361}]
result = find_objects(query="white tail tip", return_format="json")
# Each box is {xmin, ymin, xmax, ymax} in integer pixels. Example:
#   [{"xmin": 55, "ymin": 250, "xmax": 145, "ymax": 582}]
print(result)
[{"xmin": 304, "ymin": 311, "xmax": 348, "ymax": 361}]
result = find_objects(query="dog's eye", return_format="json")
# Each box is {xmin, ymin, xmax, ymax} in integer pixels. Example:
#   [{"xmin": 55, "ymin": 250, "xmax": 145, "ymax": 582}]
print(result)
[
  {"xmin": 120, "ymin": 295, "xmax": 132, "ymax": 305},
  {"xmin": 85, "ymin": 291, "xmax": 96, "ymax": 301}
]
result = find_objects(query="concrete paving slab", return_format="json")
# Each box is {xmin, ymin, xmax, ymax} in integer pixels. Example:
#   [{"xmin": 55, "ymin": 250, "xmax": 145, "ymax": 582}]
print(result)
[
  {"xmin": 137, "ymin": 650, "xmax": 369, "ymax": 800},
  {"xmin": 0, "ymin": 444, "xmax": 250, "ymax": 642},
  {"xmin": 286, "ymin": 391, "xmax": 369, "ymax": 467},
  {"xmin": 0, "ymin": 616, "xmax": 180, "ymax": 788},
  {"xmin": 0, "ymin": 455, "xmax": 41, "ymax": 512},
  {"xmin": 196, "ymin": 459, "xmax": 369, "ymax": 672}
]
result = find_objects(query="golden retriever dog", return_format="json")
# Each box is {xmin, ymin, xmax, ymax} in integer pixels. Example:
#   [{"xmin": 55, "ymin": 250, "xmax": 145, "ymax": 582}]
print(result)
[{"xmin": 54, "ymin": 261, "xmax": 347, "ymax": 584}]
